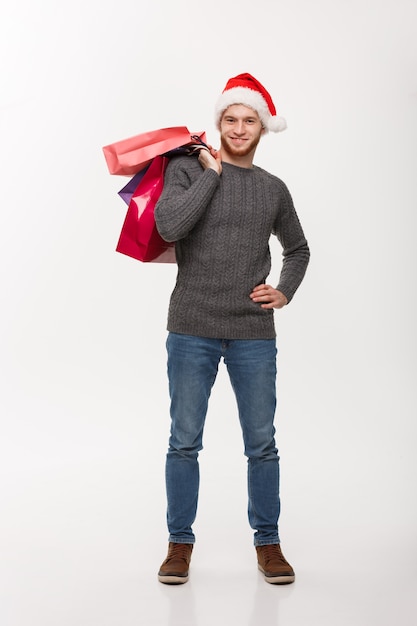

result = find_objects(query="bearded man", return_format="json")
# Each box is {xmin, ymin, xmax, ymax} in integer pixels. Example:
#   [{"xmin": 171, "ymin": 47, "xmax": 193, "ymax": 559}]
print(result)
[{"xmin": 154, "ymin": 73, "xmax": 310, "ymax": 585}]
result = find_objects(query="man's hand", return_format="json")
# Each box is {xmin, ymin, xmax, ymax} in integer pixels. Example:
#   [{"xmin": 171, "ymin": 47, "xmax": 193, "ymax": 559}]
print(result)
[
  {"xmin": 250, "ymin": 284, "xmax": 288, "ymax": 309},
  {"xmin": 198, "ymin": 146, "xmax": 222, "ymax": 175}
]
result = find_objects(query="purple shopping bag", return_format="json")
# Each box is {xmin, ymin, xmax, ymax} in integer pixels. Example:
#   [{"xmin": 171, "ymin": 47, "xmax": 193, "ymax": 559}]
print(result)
[{"xmin": 117, "ymin": 165, "xmax": 150, "ymax": 205}]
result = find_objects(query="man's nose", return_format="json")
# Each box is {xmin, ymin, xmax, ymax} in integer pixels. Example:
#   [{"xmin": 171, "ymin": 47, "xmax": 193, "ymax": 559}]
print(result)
[{"xmin": 234, "ymin": 121, "xmax": 245, "ymax": 134}]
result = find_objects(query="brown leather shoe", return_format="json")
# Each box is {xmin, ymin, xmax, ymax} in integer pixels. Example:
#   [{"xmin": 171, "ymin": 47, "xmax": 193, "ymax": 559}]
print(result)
[
  {"xmin": 158, "ymin": 542, "xmax": 193, "ymax": 584},
  {"xmin": 256, "ymin": 544, "xmax": 295, "ymax": 584}
]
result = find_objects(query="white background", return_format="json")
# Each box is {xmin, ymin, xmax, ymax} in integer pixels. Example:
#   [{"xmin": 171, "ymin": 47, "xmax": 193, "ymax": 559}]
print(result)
[{"xmin": 1, "ymin": 1, "xmax": 416, "ymax": 625}]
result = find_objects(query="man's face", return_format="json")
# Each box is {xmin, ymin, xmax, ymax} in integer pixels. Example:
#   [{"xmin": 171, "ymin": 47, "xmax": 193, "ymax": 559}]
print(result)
[{"xmin": 219, "ymin": 104, "xmax": 264, "ymax": 158}]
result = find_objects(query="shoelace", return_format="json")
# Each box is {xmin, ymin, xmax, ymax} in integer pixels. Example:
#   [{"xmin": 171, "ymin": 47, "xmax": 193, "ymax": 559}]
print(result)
[
  {"xmin": 166, "ymin": 544, "xmax": 192, "ymax": 563},
  {"xmin": 261, "ymin": 544, "xmax": 285, "ymax": 567}
]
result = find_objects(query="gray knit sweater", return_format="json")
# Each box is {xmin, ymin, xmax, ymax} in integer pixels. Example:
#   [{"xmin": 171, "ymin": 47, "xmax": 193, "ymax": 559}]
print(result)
[{"xmin": 154, "ymin": 156, "xmax": 310, "ymax": 339}]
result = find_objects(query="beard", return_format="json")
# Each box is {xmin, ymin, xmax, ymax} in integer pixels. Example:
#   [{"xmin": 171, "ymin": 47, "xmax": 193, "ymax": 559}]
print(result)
[{"xmin": 220, "ymin": 131, "xmax": 262, "ymax": 158}]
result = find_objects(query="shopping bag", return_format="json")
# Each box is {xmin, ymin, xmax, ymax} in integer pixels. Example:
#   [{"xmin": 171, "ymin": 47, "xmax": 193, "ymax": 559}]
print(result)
[
  {"xmin": 117, "ymin": 166, "xmax": 150, "ymax": 205},
  {"xmin": 103, "ymin": 127, "xmax": 206, "ymax": 176},
  {"xmin": 117, "ymin": 134, "xmax": 209, "ymax": 205},
  {"xmin": 116, "ymin": 155, "xmax": 176, "ymax": 263}
]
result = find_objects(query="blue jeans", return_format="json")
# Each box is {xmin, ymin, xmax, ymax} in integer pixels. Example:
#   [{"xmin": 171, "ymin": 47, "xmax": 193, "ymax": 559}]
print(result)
[{"xmin": 165, "ymin": 332, "xmax": 280, "ymax": 546}]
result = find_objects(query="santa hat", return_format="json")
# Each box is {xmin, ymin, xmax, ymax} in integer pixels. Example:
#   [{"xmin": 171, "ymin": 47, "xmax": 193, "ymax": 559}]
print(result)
[{"xmin": 214, "ymin": 73, "xmax": 287, "ymax": 133}]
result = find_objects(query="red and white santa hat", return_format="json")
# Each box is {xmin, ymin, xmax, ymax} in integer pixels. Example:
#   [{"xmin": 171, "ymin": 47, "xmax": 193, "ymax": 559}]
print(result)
[{"xmin": 214, "ymin": 73, "xmax": 287, "ymax": 133}]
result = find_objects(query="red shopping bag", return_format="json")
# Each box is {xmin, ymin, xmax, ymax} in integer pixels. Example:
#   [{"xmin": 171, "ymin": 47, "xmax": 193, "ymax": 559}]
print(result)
[
  {"xmin": 116, "ymin": 155, "xmax": 176, "ymax": 263},
  {"xmin": 103, "ymin": 127, "xmax": 206, "ymax": 176}
]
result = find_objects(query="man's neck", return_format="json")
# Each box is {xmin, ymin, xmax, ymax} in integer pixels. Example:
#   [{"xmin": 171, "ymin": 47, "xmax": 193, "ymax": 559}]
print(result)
[{"xmin": 219, "ymin": 149, "xmax": 255, "ymax": 169}]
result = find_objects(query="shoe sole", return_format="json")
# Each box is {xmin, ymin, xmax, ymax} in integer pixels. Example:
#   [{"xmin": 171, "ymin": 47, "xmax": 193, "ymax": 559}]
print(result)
[
  {"xmin": 258, "ymin": 564, "xmax": 295, "ymax": 584},
  {"xmin": 158, "ymin": 573, "xmax": 189, "ymax": 584}
]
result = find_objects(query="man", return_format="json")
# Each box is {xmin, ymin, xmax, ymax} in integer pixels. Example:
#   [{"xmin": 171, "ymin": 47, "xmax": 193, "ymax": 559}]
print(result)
[{"xmin": 154, "ymin": 73, "xmax": 310, "ymax": 585}]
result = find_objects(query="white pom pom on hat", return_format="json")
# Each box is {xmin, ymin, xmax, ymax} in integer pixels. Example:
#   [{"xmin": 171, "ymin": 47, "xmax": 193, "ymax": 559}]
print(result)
[{"xmin": 214, "ymin": 73, "xmax": 287, "ymax": 133}]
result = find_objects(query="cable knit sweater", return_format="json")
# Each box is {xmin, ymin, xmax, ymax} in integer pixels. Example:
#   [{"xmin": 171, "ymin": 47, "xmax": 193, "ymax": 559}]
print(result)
[{"xmin": 154, "ymin": 156, "xmax": 310, "ymax": 339}]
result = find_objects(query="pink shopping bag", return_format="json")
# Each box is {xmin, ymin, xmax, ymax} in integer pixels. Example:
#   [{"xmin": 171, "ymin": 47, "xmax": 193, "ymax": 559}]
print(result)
[{"xmin": 103, "ymin": 127, "xmax": 206, "ymax": 176}]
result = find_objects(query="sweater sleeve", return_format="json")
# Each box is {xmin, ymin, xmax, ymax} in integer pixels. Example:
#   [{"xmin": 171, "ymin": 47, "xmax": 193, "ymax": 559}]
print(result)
[
  {"xmin": 154, "ymin": 157, "xmax": 220, "ymax": 242},
  {"xmin": 273, "ymin": 181, "xmax": 310, "ymax": 302}
]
